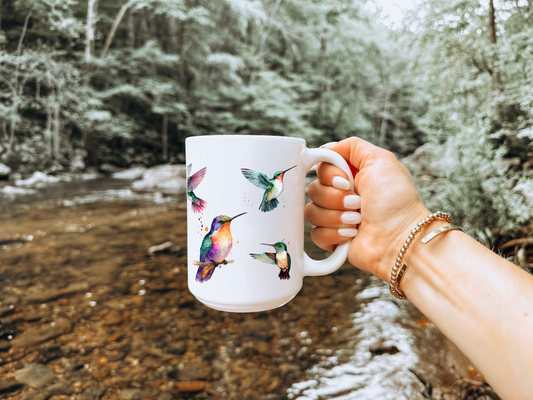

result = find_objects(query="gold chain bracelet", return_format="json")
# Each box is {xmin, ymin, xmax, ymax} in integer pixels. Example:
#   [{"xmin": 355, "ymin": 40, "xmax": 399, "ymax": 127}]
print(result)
[{"xmin": 389, "ymin": 211, "xmax": 452, "ymax": 300}]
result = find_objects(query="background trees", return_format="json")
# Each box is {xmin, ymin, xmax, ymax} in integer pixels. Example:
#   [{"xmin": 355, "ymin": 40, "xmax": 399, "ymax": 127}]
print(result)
[{"xmin": 0, "ymin": 0, "xmax": 531, "ymax": 239}]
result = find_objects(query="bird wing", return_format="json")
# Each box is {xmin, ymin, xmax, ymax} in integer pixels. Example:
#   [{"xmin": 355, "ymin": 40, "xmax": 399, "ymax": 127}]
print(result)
[
  {"xmin": 200, "ymin": 234, "xmax": 213, "ymax": 263},
  {"xmin": 287, "ymin": 253, "xmax": 291, "ymax": 270},
  {"xmin": 241, "ymin": 168, "xmax": 272, "ymax": 190},
  {"xmin": 250, "ymin": 252, "xmax": 277, "ymax": 265},
  {"xmin": 188, "ymin": 166, "xmax": 207, "ymax": 191}
]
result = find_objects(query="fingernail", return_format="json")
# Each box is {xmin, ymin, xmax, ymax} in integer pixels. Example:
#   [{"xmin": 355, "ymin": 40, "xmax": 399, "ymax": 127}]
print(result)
[
  {"xmin": 344, "ymin": 195, "xmax": 361, "ymax": 209},
  {"xmin": 320, "ymin": 142, "xmax": 338, "ymax": 149},
  {"xmin": 341, "ymin": 211, "xmax": 362, "ymax": 224},
  {"xmin": 332, "ymin": 176, "xmax": 350, "ymax": 190},
  {"xmin": 338, "ymin": 228, "xmax": 358, "ymax": 238}
]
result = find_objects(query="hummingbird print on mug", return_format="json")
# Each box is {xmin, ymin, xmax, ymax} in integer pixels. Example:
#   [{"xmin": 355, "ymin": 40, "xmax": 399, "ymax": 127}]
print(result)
[
  {"xmin": 250, "ymin": 242, "xmax": 291, "ymax": 280},
  {"xmin": 187, "ymin": 164, "xmax": 207, "ymax": 214},
  {"xmin": 241, "ymin": 166, "xmax": 296, "ymax": 212},
  {"xmin": 194, "ymin": 213, "xmax": 247, "ymax": 283}
]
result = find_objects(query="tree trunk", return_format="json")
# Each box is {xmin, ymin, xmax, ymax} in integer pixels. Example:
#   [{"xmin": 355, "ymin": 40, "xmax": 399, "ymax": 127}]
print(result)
[
  {"xmin": 45, "ymin": 103, "xmax": 53, "ymax": 159},
  {"xmin": 101, "ymin": 2, "xmax": 130, "ymax": 59},
  {"xmin": 489, "ymin": 0, "xmax": 502, "ymax": 125},
  {"xmin": 167, "ymin": 15, "xmax": 179, "ymax": 54},
  {"xmin": 0, "ymin": 0, "xmax": 3, "ymax": 32},
  {"xmin": 53, "ymin": 101, "xmax": 60, "ymax": 160},
  {"xmin": 86, "ymin": 0, "xmax": 97, "ymax": 63},
  {"xmin": 162, "ymin": 113, "xmax": 168, "ymax": 161},
  {"xmin": 127, "ymin": 10, "xmax": 135, "ymax": 48}
]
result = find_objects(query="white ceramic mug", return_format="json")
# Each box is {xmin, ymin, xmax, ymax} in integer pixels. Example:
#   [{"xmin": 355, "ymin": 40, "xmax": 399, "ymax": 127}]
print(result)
[{"xmin": 185, "ymin": 135, "xmax": 354, "ymax": 312}]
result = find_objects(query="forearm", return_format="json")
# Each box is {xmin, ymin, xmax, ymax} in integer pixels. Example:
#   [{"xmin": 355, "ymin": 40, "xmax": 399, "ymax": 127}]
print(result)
[{"xmin": 402, "ymin": 224, "xmax": 533, "ymax": 399}]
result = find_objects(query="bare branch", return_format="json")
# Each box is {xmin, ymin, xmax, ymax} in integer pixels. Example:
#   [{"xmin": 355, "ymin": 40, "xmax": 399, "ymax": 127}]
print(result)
[{"xmin": 192, "ymin": 260, "xmax": 235, "ymax": 267}]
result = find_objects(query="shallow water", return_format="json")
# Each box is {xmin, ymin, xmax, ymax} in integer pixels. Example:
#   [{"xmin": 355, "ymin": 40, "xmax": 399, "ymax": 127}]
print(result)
[{"xmin": 0, "ymin": 178, "xmax": 496, "ymax": 400}]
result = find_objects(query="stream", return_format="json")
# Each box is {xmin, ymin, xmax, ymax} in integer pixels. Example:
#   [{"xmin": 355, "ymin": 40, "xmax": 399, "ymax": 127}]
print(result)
[{"xmin": 0, "ymin": 177, "xmax": 498, "ymax": 400}]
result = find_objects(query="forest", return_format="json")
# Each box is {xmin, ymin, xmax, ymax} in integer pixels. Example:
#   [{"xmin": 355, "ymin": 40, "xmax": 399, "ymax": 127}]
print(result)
[{"xmin": 0, "ymin": 0, "xmax": 532, "ymax": 243}]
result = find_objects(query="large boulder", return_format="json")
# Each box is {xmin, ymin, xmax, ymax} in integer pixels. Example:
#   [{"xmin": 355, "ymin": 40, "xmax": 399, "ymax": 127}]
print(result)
[
  {"xmin": 131, "ymin": 164, "xmax": 187, "ymax": 194},
  {"xmin": 0, "ymin": 163, "xmax": 11, "ymax": 180}
]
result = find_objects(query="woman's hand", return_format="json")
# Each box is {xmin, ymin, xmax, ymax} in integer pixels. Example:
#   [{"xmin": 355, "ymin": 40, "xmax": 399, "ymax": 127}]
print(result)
[{"xmin": 305, "ymin": 137, "xmax": 430, "ymax": 281}]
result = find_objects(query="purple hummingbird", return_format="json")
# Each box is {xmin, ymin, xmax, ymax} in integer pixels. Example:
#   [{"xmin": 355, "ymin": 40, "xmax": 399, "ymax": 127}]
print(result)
[{"xmin": 196, "ymin": 213, "xmax": 247, "ymax": 283}]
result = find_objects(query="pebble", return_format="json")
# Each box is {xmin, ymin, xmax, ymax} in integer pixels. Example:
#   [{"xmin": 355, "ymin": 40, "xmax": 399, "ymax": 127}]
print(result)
[
  {"xmin": 14, "ymin": 363, "xmax": 56, "ymax": 388},
  {"xmin": 11, "ymin": 318, "xmax": 73, "ymax": 348}
]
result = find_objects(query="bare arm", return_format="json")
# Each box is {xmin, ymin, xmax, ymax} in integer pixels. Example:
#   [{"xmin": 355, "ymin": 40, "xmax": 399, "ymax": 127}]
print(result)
[{"xmin": 305, "ymin": 137, "xmax": 533, "ymax": 399}]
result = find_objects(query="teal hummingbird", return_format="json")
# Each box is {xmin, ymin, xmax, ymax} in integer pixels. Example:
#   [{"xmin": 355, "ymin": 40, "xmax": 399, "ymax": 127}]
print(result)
[
  {"xmin": 241, "ymin": 166, "xmax": 296, "ymax": 212},
  {"xmin": 250, "ymin": 242, "xmax": 291, "ymax": 280},
  {"xmin": 187, "ymin": 164, "xmax": 207, "ymax": 214},
  {"xmin": 196, "ymin": 212, "xmax": 247, "ymax": 283}
]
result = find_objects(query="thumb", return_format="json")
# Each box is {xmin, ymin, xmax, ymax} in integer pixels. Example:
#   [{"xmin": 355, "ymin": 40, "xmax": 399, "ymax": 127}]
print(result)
[{"xmin": 330, "ymin": 137, "xmax": 387, "ymax": 173}]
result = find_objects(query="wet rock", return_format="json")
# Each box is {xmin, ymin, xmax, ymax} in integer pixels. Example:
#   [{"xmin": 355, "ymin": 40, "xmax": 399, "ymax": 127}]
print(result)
[
  {"xmin": 14, "ymin": 363, "xmax": 56, "ymax": 388},
  {"xmin": 38, "ymin": 345, "xmax": 67, "ymax": 363},
  {"xmin": 112, "ymin": 167, "xmax": 147, "ymax": 180},
  {"xmin": 168, "ymin": 341, "xmax": 187, "ymax": 355},
  {"xmin": 0, "ymin": 304, "xmax": 15, "ymax": 317},
  {"xmin": 241, "ymin": 319, "xmax": 273, "ymax": 340},
  {"xmin": 15, "ymin": 171, "xmax": 61, "ymax": 187},
  {"xmin": 82, "ymin": 385, "xmax": 106, "ymax": 400},
  {"xmin": 11, "ymin": 317, "xmax": 73, "ymax": 348},
  {"xmin": 0, "ymin": 163, "xmax": 11, "ymax": 179},
  {"xmin": 0, "ymin": 185, "xmax": 37, "ymax": 195},
  {"xmin": 175, "ymin": 381, "xmax": 208, "ymax": 392},
  {"xmin": 99, "ymin": 163, "xmax": 121, "ymax": 174},
  {"xmin": 168, "ymin": 366, "xmax": 206, "ymax": 382},
  {"xmin": 147, "ymin": 241, "xmax": 182, "ymax": 257},
  {"xmin": 119, "ymin": 388, "xmax": 159, "ymax": 400},
  {"xmin": 47, "ymin": 381, "xmax": 75, "ymax": 396},
  {"xmin": 0, "ymin": 340, "xmax": 11, "ymax": 351},
  {"xmin": 369, "ymin": 341, "xmax": 400, "ymax": 356},
  {"xmin": 131, "ymin": 164, "xmax": 187, "ymax": 194},
  {"xmin": 0, "ymin": 379, "xmax": 23, "ymax": 394},
  {"xmin": 24, "ymin": 282, "xmax": 90, "ymax": 303}
]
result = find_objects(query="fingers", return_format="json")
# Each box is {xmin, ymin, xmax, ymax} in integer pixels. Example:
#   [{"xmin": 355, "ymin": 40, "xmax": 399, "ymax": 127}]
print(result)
[
  {"xmin": 307, "ymin": 180, "xmax": 361, "ymax": 210},
  {"xmin": 305, "ymin": 202, "xmax": 362, "ymax": 228},
  {"xmin": 310, "ymin": 226, "xmax": 358, "ymax": 252}
]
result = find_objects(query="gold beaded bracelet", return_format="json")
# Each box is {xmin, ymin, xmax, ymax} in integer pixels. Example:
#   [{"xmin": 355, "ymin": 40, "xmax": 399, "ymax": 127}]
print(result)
[{"xmin": 389, "ymin": 211, "xmax": 452, "ymax": 300}]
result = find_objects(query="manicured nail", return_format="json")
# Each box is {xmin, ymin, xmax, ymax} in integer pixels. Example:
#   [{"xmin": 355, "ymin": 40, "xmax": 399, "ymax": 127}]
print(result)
[
  {"xmin": 338, "ymin": 228, "xmax": 358, "ymax": 238},
  {"xmin": 332, "ymin": 176, "xmax": 350, "ymax": 191},
  {"xmin": 344, "ymin": 195, "xmax": 361, "ymax": 209},
  {"xmin": 320, "ymin": 142, "xmax": 338, "ymax": 149},
  {"xmin": 341, "ymin": 211, "xmax": 362, "ymax": 225}
]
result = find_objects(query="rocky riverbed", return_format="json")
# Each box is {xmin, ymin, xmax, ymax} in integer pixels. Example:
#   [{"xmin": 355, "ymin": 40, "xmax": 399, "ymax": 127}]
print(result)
[{"xmin": 0, "ymin": 189, "xmax": 500, "ymax": 400}]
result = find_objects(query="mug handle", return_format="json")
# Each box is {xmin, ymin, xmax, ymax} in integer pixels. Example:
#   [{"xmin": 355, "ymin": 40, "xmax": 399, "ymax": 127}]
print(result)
[{"xmin": 302, "ymin": 147, "xmax": 355, "ymax": 276}]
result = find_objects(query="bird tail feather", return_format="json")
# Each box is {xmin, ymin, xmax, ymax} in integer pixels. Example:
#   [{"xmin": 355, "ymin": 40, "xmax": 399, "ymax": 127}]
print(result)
[
  {"xmin": 196, "ymin": 265, "xmax": 215, "ymax": 282},
  {"xmin": 191, "ymin": 197, "xmax": 207, "ymax": 214},
  {"xmin": 278, "ymin": 269, "xmax": 290, "ymax": 280},
  {"xmin": 260, "ymin": 197, "xmax": 279, "ymax": 212}
]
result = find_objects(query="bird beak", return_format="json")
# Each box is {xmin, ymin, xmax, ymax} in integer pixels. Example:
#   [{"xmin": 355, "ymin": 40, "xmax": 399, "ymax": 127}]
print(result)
[
  {"xmin": 282, "ymin": 165, "xmax": 297, "ymax": 174},
  {"xmin": 261, "ymin": 243, "xmax": 276, "ymax": 247},
  {"xmin": 230, "ymin": 212, "xmax": 247, "ymax": 221}
]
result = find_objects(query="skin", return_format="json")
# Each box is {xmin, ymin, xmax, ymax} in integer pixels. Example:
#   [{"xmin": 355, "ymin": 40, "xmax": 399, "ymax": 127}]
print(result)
[{"xmin": 305, "ymin": 137, "xmax": 533, "ymax": 399}]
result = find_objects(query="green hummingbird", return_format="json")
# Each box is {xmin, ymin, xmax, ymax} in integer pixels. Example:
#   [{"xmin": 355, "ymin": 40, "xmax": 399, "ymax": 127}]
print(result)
[
  {"xmin": 241, "ymin": 166, "xmax": 296, "ymax": 212},
  {"xmin": 250, "ymin": 242, "xmax": 291, "ymax": 280}
]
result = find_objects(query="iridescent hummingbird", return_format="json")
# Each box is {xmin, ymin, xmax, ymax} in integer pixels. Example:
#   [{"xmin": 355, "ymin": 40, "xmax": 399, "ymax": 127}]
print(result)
[
  {"xmin": 196, "ymin": 212, "xmax": 247, "ymax": 283},
  {"xmin": 187, "ymin": 164, "xmax": 207, "ymax": 214},
  {"xmin": 241, "ymin": 166, "xmax": 296, "ymax": 212},
  {"xmin": 250, "ymin": 242, "xmax": 291, "ymax": 280}
]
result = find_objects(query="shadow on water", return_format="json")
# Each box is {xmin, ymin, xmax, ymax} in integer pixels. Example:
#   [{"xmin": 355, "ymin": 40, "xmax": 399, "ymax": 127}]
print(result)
[{"xmin": 0, "ymin": 179, "xmax": 498, "ymax": 400}]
